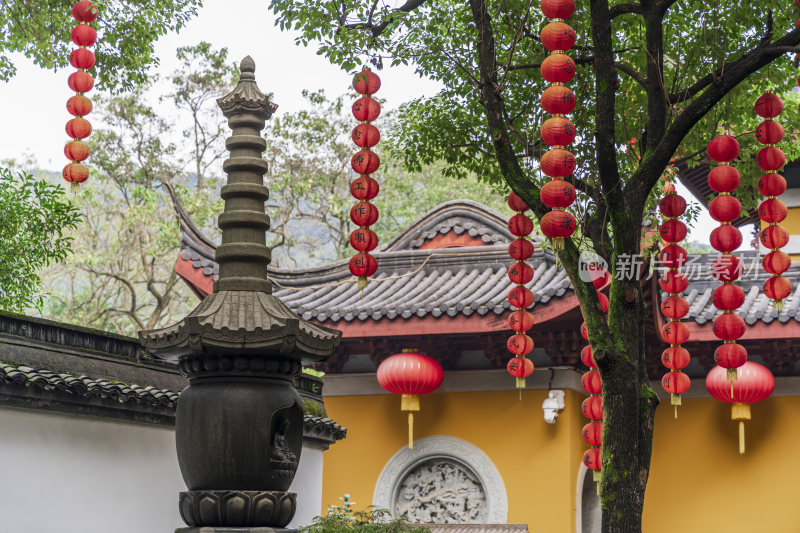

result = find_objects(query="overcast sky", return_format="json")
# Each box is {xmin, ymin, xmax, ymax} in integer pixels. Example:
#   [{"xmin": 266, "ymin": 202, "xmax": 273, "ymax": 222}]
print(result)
[{"xmin": 0, "ymin": 0, "xmax": 724, "ymax": 246}]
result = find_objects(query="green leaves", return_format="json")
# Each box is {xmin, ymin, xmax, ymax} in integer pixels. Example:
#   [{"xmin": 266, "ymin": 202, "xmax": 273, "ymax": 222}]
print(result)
[
  {"xmin": 0, "ymin": 168, "xmax": 81, "ymax": 312},
  {"xmin": 301, "ymin": 494, "xmax": 430, "ymax": 533}
]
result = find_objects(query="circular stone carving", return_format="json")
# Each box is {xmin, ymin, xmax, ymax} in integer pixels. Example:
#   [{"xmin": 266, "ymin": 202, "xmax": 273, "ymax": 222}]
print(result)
[{"xmin": 373, "ymin": 436, "xmax": 508, "ymax": 524}]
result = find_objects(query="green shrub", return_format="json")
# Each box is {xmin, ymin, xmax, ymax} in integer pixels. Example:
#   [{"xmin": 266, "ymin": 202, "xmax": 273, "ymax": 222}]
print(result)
[{"xmin": 301, "ymin": 494, "xmax": 430, "ymax": 533}]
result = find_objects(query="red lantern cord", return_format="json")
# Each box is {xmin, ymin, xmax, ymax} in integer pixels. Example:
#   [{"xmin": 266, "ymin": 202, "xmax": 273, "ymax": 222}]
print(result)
[
  {"xmin": 657, "ymin": 180, "xmax": 691, "ymax": 416},
  {"xmin": 506, "ymin": 192, "xmax": 536, "ymax": 391},
  {"xmin": 538, "ymin": 0, "xmax": 578, "ymax": 250},
  {"xmin": 754, "ymin": 93, "xmax": 792, "ymax": 311},
  {"xmin": 707, "ymin": 135, "xmax": 747, "ymax": 387},
  {"xmin": 63, "ymin": 1, "xmax": 98, "ymax": 192},
  {"xmin": 580, "ymin": 269, "xmax": 608, "ymax": 485},
  {"xmin": 349, "ymin": 70, "xmax": 382, "ymax": 290}
]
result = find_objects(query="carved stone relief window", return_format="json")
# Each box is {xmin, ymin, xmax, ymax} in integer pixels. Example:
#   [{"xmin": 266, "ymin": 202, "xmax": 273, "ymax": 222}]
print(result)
[{"xmin": 373, "ymin": 436, "xmax": 508, "ymax": 524}]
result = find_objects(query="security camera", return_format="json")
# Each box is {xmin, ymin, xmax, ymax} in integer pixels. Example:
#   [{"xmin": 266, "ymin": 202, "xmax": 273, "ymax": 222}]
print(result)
[{"xmin": 542, "ymin": 390, "xmax": 565, "ymax": 424}]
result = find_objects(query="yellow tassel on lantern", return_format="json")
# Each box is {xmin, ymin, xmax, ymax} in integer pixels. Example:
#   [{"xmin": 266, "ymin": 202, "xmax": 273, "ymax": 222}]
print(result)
[
  {"xmin": 772, "ymin": 299, "xmax": 784, "ymax": 311},
  {"xmin": 731, "ymin": 402, "xmax": 750, "ymax": 454},
  {"xmin": 552, "ymin": 237, "xmax": 564, "ymax": 250},
  {"xmin": 70, "ymin": 182, "xmax": 80, "ymax": 194},
  {"xmin": 401, "ymin": 393, "xmax": 420, "ymax": 449}
]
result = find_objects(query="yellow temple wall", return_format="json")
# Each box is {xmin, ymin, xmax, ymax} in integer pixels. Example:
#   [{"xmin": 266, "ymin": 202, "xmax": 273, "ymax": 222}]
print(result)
[{"xmin": 322, "ymin": 390, "xmax": 800, "ymax": 532}]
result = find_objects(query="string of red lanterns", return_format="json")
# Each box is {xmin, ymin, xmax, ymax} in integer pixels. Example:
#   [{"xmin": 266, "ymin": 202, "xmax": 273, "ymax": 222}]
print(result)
[
  {"xmin": 63, "ymin": 0, "xmax": 98, "ymax": 192},
  {"xmin": 506, "ymin": 193, "xmax": 536, "ymax": 390},
  {"xmin": 657, "ymin": 181, "xmax": 691, "ymax": 416},
  {"xmin": 349, "ymin": 70, "xmax": 382, "ymax": 290},
  {"xmin": 754, "ymin": 93, "xmax": 792, "ymax": 310},
  {"xmin": 706, "ymin": 135, "xmax": 747, "ymax": 386},
  {"xmin": 538, "ymin": 0, "xmax": 578, "ymax": 250},
  {"xmin": 580, "ymin": 269, "xmax": 609, "ymax": 484}
]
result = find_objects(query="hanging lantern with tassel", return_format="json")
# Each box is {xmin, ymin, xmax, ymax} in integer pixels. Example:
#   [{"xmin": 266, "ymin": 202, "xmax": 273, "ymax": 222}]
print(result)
[
  {"xmin": 706, "ymin": 362, "xmax": 774, "ymax": 454},
  {"xmin": 658, "ymin": 180, "xmax": 691, "ymax": 416},
  {"xmin": 537, "ymin": 0, "xmax": 578, "ymax": 250},
  {"xmin": 754, "ymin": 92, "xmax": 792, "ymax": 310},
  {"xmin": 376, "ymin": 350, "xmax": 444, "ymax": 449},
  {"xmin": 506, "ymin": 192, "xmax": 536, "ymax": 390},
  {"xmin": 349, "ymin": 69, "xmax": 382, "ymax": 290},
  {"xmin": 63, "ymin": 0, "xmax": 98, "ymax": 192},
  {"xmin": 707, "ymin": 135, "xmax": 747, "ymax": 385}
]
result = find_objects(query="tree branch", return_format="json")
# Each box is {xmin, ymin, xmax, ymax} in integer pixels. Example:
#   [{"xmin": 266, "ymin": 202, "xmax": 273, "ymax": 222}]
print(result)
[
  {"xmin": 609, "ymin": 2, "xmax": 642, "ymax": 18},
  {"xmin": 344, "ymin": 0, "xmax": 430, "ymax": 37}
]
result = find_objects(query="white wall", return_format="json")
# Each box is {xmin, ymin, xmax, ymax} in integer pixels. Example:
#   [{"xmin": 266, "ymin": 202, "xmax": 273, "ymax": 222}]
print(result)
[{"xmin": 0, "ymin": 407, "xmax": 325, "ymax": 532}]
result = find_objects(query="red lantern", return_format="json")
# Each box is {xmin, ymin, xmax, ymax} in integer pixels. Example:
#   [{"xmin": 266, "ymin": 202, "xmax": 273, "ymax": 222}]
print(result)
[
  {"xmin": 711, "ymin": 255, "xmax": 743, "ymax": 282},
  {"xmin": 377, "ymin": 351, "xmax": 444, "ymax": 449},
  {"xmin": 349, "ymin": 228, "xmax": 379, "ymax": 252},
  {"xmin": 507, "ymin": 192, "xmax": 530, "ymax": 212},
  {"xmin": 69, "ymin": 48, "xmax": 96, "ymax": 69},
  {"xmin": 68, "ymin": 71, "xmax": 94, "ymax": 93},
  {"xmin": 351, "ymin": 123, "xmax": 380, "ymax": 148},
  {"xmin": 64, "ymin": 140, "xmax": 90, "ymax": 162},
  {"xmin": 62, "ymin": 162, "xmax": 89, "ymax": 183},
  {"xmin": 764, "ymin": 276, "xmax": 792, "ymax": 301},
  {"xmin": 713, "ymin": 313, "xmax": 746, "ymax": 341},
  {"xmin": 540, "ymin": 179, "xmax": 576, "ymax": 208},
  {"xmin": 757, "ymin": 146, "xmax": 786, "ymax": 171},
  {"xmin": 507, "ymin": 356, "xmax": 534, "ymax": 378},
  {"xmin": 540, "ymin": 21, "xmax": 577, "ymax": 51},
  {"xmin": 539, "ymin": 210, "xmax": 576, "ymax": 238},
  {"xmin": 581, "ymin": 369, "xmax": 602, "ymax": 394},
  {"xmin": 662, "ymin": 346, "xmax": 690, "ymax": 369},
  {"xmin": 352, "ymin": 70, "xmax": 381, "ymax": 95},
  {"xmin": 350, "ymin": 202, "xmax": 379, "ymax": 226},
  {"xmin": 540, "ymin": 117, "xmax": 576, "ymax": 146},
  {"xmin": 581, "ymin": 396, "xmax": 603, "ymax": 419},
  {"xmin": 540, "ymin": 85, "xmax": 576, "ymax": 115},
  {"xmin": 540, "ymin": 148, "xmax": 576, "ymax": 177},
  {"xmin": 754, "ymin": 92, "xmax": 784, "ymax": 118},
  {"xmin": 581, "ymin": 345, "xmax": 595, "ymax": 367},
  {"xmin": 660, "ymin": 295, "xmax": 689, "ymax": 319},
  {"xmin": 71, "ymin": 24, "xmax": 97, "ymax": 46},
  {"xmin": 540, "ymin": 54, "xmax": 576, "ymax": 84},
  {"xmin": 758, "ymin": 198, "xmax": 787, "ymax": 224},
  {"xmin": 508, "ymin": 310, "xmax": 535, "ymax": 332},
  {"xmin": 708, "ymin": 165, "xmax": 740, "ymax": 193},
  {"xmin": 763, "ymin": 251, "xmax": 790, "ymax": 275},
  {"xmin": 659, "ymin": 244, "xmax": 687, "ymax": 269},
  {"xmin": 72, "ymin": 0, "xmax": 99, "ymax": 22},
  {"xmin": 710, "ymin": 224, "xmax": 742, "ymax": 252},
  {"xmin": 658, "ymin": 194, "xmax": 687, "ymax": 217},
  {"xmin": 508, "ymin": 286, "xmax": 535, "ymax": 308},
  {"xmin": 507, "ymin": 213, "xmax": 534, "ymax": 236},
  {"xmin": 350, "ymin": 175, "xmax": 379, "ymax": 200},
  {"xmin": 348, "ymin": 253, "xmax": 377, "ymax": 278},
  {"xmin": 66, "ymin": 94, "xmax": 92, "ymax": 116},
  {"xmin": 541, "ymin": 0, "xmax": 576, "ymax": 19},
  {"xmin": 712, "ymin": 284, "xmax": 745, "ymax": 311},
  {"xmin": 708, "ymin": 195, "xmax": 741, "ymax": 222},
  {"xmin": 580, "ymin": 321, "xmax": 589, "ymax": 341},
  {"xmin": 714, "ymin": 343, "xmax": 748, "ymax": 369},
  {"xmin": 659, "ymin": 219, "xmax": 687, "ymax": 242},
  {"xmin": 591, "ymin": 270, "xmax": 611, "ymax": 290},
  {"xmin": 582, "ymin": 422, "xmax": 602, "ymax": 446},
  {"xmin": 707, "ymin": 135, "xmax": 739, "ymax": 162},
  {"xmin": 597, "ymin": 293, "xmax": 609, "ymax": 313},
  {"xmin": 706, "ymin": 362, "xmax": 774, "ymax": 454},
  {"xmin": 661, "ymin": 321, "xmax": 689, "ymax": 345},
  {"xmin": 760, "ymin": 225, "xmax": 789, "ymax": 249},
  {"xmin": 351, "ymin": 150, "xmax": 380, "ymax": 174},
  {"xmin": 66, "ymin": 117, "xmax": 92, "ymax": 139},
  {"xmin": 507, "ymin": 334, "xmax": 535, "ymax": 356},
  {"xmin": 352, "ymin": 96, "xmax": 381, "ymax": 121},
  {"xmin": 508, "ymin": 238, "xmax": 535, "ymax": 260},
  {"xmin": 758, "ymin": 173, "xmax": 786, "ymax": 197},
  {"xmin": 755, "ymin": 120, "xmax": 784, "ymax": 145},
  {"xmin": 583, "ymin": 447, "xmax": 601, "ymax": 471},
  {"xmin": 508, "ymin": 262, "xmax": 534, "ymax": 284},
  {"xmin": 660, "ymin": 270, "xmax": 688, "ymax": 293},
  {"xmin": 661, "ymin": 371, "xmax": 690, "ymax": 395}
]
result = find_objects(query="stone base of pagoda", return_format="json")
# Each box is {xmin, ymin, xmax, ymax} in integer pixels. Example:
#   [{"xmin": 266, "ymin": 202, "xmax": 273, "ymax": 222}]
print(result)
[{"xmin": 179, "ymin": 490, "xmax": 296, "ymax": 531}]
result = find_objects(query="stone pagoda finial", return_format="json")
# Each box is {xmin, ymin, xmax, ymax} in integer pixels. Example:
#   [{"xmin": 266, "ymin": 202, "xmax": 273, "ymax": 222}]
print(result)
[{"xmin": 214, "ymin": 56, "xmax": 279, "ymax": 293}]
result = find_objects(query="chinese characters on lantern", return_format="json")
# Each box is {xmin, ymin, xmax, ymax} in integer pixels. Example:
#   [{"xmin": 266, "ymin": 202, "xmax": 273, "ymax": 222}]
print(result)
[
  {"xmin": 349, "ymin": 70, "xmax": 382, "ymax": 290},
  {"xmin": 63, "ymin": 0, "xmax": 98, "ymax": 192}
]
